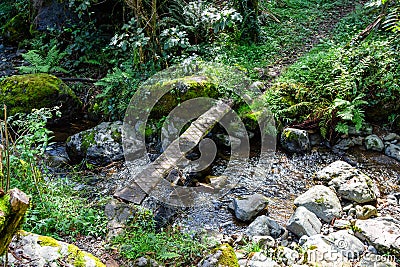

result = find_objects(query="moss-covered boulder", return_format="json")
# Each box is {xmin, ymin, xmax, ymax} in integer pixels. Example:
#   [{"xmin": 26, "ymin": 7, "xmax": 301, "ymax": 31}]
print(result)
[
  {"xmin": 66, "ymin": 121, "xmax": 123, "ymax": 166},
  {"xmin": 215, "ymin": 243, "xmax": 239, "ymax": 267},
  {"xmin": 0, "ymin": 73, "xmax": 82, "ymax": 118},
  {"xmin": 3, "ymin": 231, "xmax": 106, "ymax": 267}
]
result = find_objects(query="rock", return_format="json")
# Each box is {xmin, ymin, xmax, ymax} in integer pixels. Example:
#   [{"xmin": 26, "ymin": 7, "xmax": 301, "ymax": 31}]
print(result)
[
  {"xmin": 348, "ymin": 124, "xmax": 373, "ymax": 136},
  {"xmin": 277, "ymin": 246, "xmax": 300, "ymax": 266},
  {"xmin": 34, "ymin": 0, "xmax": 76, "ymax": 31},
  {"xmin": 215, "ymin": 243, "xmax": 239, "ymax": 267},
  {"xmin": 232, "ymin": 194, "xmax": 268, "ymax": 222},
  {"xmin": 214, "ymin": 134, "xmax": 241, "ymax": 149},
  {"xmin": 354, "ymin": 217, "xmax": 400, "ymax": 257},
  {"xmin": 5, "ymin": 231, "xmax": 105, "ymax": 267},
  {"xmin": 385, "ymin": 144, "xmax": 400, "ymax": 161},
  {"xmin": 248, "ymin": 253, "xmax": 279, "ymax": 267},
  {"xmin": 44, "ymin": 143, "xmax": 70, "ymax": 169},
  {"xmin": 333, "ymin": 137, "xmax": 364, "ymax": 150},
  {"xmin": 251, "ymin": 236, "xmax": 275, "ymax": 248},
  {"xmin": 281, "ymin": 128, "xmax": 311, "ymax": 153},
  {"xmin": 328, "ymin": 230, "xmax": 365, "ymax": 259},
  {"xmin": 0, "ymin": 74, "xmax": 82, "ymax": 118},
  {"xmin": 314, "ymin": 161, "xmax": 377, "ymax": 204},
  {"xmin": 246, "ymin": 215, "xmax": 284, "ymax": 238},
  {"xmin": 66, "ymin": 121, "xmax": 123, "ymax": 166},
  {"xmin": 357, "ymin": 253, "xmax": 397, "ymax": 267},
  {"xmin": 294, "ymin": 185, "xmax": 342, "ymax": 223},
  {"xmin": 134, "ymin": 256, "xmax": 162, "ymax": 267},
  {"xmin": 383, "ymin": 133, "xmax": 400, "ymax": 142},
  {"xmin": 365, "ymin": 135, "xmax": 384, "ymax": 151},
  {"xmin": 333, "ymin": 219, "xmax": 351, "ymax": 229},
  {"xmin": 286, "ymin": 206, "xmax": 322, "ymax": 237},
  {"xmin": 355, "ymin": 205, "xmax": 377, "ymax": 219}
]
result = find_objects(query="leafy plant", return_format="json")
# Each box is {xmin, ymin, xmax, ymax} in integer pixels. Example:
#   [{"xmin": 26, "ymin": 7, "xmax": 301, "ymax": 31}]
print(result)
[
  {"xmin": 17, "ymin": 44, "xmax": 68, "ymax": 74},
  {"xmin": 112, "ymin": 207, "xmax": 205, "ymax": 266}
]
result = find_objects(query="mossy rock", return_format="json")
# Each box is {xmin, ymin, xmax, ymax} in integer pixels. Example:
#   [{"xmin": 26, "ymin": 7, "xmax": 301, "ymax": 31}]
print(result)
[
  {"xmin": 214, "ymin": 243, "xmax": 239, "ymax": 267},
  {"xmin": 0, "ymin": 73, "xmax": 82, "ymax": 118},
  {"xmin": 6, "ymin": 231, "xmax": 106, "ymax": 267},
  {"xmin": 145, "ymin": 75, "xmax": 220, "ymax": 119}
]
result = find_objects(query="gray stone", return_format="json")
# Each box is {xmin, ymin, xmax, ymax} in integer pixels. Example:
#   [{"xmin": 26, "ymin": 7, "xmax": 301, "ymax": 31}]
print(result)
[
  {"xmin": 385, "ymin": 144, "xmax": 400, "ymax": 161},
  {"xmin": 302, "ymin": 234, "xmax": 352, "ymax": 266},
  {"xmin": 294, "ymin": 185, "xmax": 342, "ymax": 223},
  {"xmin": 5, "ymin": 232, "xmax": 104, "ymax": 267},
  {"xmin": 281, "ymin": 128, "xmax": 311, "ymax": 153},
  {"xmin": 333, "ymin": 219, "xmax": 351, "ymax": 229},
  {"xmin": 233, "ymin": 194, "xmax": 268, "ymax": 222},
  {"xmin": 214, "ymin": 134, "xmax": 241, "ymax": 149},
  {"xmin": 328, "ymin": 230, "xmax": 365, "ymax": 259},
  {"xmin": 251, "ymin": 236, "xmax": 275, "ymax": 248},
  {"xmin": 365, "ymin": 135, "xmax": 384, "ymax": 151},
  {"xmin": 348, "ymin": 124, "xmax": 373, "ymax": 136},
  {"xmin": 198, "ymin": 251, "xmax": 222, "ymax": 267},
  {"xmin": 383, "ymin": 133, "xmax": 400, "ymax": 142},
  {"xmin": 314, "ymin": 161, "xmax": 377, "ymax": 203},
  {"xmin": 246, "ymin": 215, "xmax": 284, "ymax": 238},
  {"xmin": 66, "ymin": 121, "xmax": 123, "ymax": 166},
  {"xmin": 248, "ymin": 253, "xmax": 280, "ymax": 267},
  {"xmin": 286, "ymin": 206, "xmax": 322, "ymax": 237},
  {"xmin": 333, "ymin": 137, "xmax": 363, "ymax": 150},
  {"xmin": 277, "ymin": 246, "xmax": 300, "ymax": 265},
  {"xmin": 354, "ymin": 217, "xmax": 400, "ymax": 257},
  {"xmin": 358, "ymin": 253, "xmax": 397, "ymax": 267},
  {"xmin": 355, "ymin": 205, "xmax": 377, "ymax": 219}
]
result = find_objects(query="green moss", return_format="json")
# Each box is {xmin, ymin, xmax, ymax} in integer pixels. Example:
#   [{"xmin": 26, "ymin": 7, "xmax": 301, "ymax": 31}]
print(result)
[
  {"xmin": 148, "ymin": 76, "xmax": 220, "ymax": 118},
  {"xmin": 81, "ymin": 131, "xmax": 96, "ymax": 152},
  {"xmin": 0, "ymin": 194, "xmax": 11, "ymax": 232},
  {"xmin": 314, "ymin": 197, "xmax": 324, "ymax": 204},
  {"xmin": 38, "ymin": 235, "xmax": 61, "ymax": 247},
  {"xmin": 284, "ymin": 129, "xmax": 299, "ymax": 142},
  {"xmin": 214, "ymin": 243, "xmax": 239, "ymax": 267},
  {"xmin": 67, "ymin": 244, "xmax": 105, "ymax": 267},
  {"xmin": 0, "ymin": 73, "xmax": 81, "ymax": 116}
]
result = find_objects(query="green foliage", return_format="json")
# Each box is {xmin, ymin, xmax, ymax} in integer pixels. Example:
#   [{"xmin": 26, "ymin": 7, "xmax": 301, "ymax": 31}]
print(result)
[
  {"xmin": 17, "ymin": 45, "xmax": 68, "ymax": 74},
  {"xmin": 112, "ymin": 207, "xmax": 205, "ymax": 266},
  {"xmin": 94, "ymin": 65, "xmax": 152, "ymax": 120},
  {"xmin": 1, "ymin": 108, "xmax": 107, "ymax": 239}
]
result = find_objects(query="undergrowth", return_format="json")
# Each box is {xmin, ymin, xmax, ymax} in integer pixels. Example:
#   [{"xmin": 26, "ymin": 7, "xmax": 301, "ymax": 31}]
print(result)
[{"xmin": 111, "ymin": 207, "xmax": 205, "ymax": 266}]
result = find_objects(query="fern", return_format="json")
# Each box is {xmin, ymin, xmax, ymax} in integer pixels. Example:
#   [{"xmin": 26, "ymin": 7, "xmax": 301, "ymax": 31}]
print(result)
[{"xmin": 17, "ymin": 45, "xmax": 68, "ymax": 74}]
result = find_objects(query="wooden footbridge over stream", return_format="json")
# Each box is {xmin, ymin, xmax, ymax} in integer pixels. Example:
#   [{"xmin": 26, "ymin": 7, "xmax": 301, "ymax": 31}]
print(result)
[{"xmin": 114, "ymin": 100, "xmax": 237, "ymax": 206}]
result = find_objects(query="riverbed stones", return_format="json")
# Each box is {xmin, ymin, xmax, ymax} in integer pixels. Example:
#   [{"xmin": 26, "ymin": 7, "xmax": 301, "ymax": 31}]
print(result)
[
  {"xmin": 5, "ymin": 231, "xmax": 105, "ymax": 267},
  {"xmin": 66, "ymin": 121, "xmax": 123, "ymax": 166},
  {"xmin": 328, "ymin": 230, "xmax": 365, "ymax": 259},
  {"xmin": 314, "ymin": 161, "xmax": 377, "ymax": 203},
  {"xmin": 354, "ymin": 217, "xmax": 400, "ymax": 257},
  {"xmin": 294, "ymin": 185, "xmax": 342, "ymax": 223},
  {"xmin": 232, "ymin": 194, "xmax": 268, "ymax": 222},
  {"xmin": 385, "ymin": 144, "xmax": 400, "ymax": 161},
  {"xmin": 286, "ymin": 206, "xmax": 322, "ymax": 237},
  {"xmin": 383, "ymin": 133, "xmax": 400, "ymax": 142},
  {"xmin": 280, "ymin": 128, "xmax": 311, "ymax": 153},
  {"xmin": 245, "ymin": 215, "xmax": 285, "ymax": 238},
  {"xmin": 365, "ymin": 134, "xmax": 384, "ymax": 151}
]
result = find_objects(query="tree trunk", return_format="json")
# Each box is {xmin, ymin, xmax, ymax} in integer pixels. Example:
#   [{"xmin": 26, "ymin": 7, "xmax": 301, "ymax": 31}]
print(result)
[{"xmin": 0, "ymin": 188, "xmax": 30, "ymax": 255}]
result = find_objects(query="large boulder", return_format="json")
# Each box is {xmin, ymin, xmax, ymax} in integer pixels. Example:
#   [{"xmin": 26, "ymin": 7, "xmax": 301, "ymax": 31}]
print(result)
[
  {"xmin": 280, "ymin": 128, "xmax": 311, "ymax": 153},
  {"xmin": 294, "ymin": 185, "xmax": 342, "ymax": 223},
  {"xmin": 232, "ymin": 194, "xmax": 268, "ymax": 222},
  {"xmin": 354, "ymin": 217, "xmax": 400, "ymax": 257},
  {"xmin": 66, "ymin": 121, "xmax": 123, "ymax": 166},
  {"xmin": 6, "ymin": 231, "xmax": 105, "ymax": 267},
  {"xmin": 314, "ymin": 161, "xmax": 377, "ymax": 203},
  {"xmin": 286, "ymin": 206, "xmax": 322, "ymax": 237},
  {"xmin": 0, "ymin": 74, "xmax": 81, "ymax": 118}
]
